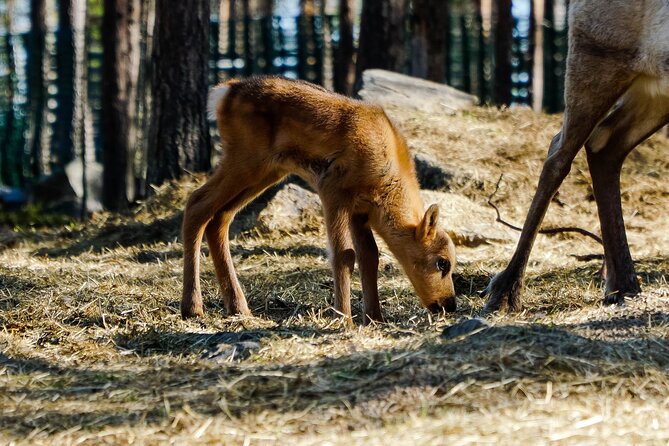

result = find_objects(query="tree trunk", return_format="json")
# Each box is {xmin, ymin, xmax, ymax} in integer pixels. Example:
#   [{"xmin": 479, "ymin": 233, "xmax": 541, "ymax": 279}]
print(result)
[
  {"xmin": 54, "ymin": 0, "xmax": 75, "ymax": 169},
  {"xmin": 333, "ymin": 0, "xmax": 354, "ymax": 94},
  {"xmin": 147, "ymin": 0, "xmax": 211, "ymax": 189},
  {"xmin": 493, "ymin": 0, "xmax": 512, "ymax": 105},
  {"xmin": 354, "ymin": 0, "xmax": 408, "ymax": 91},
  {"xmin": 1, "ymin": 0, "xmax": 18, "ymax": 186},
  {"xmin": 542, "ymin": 0, "xmax": 559, "ymax": 112},
  {"xmin": 102, "ymin": 0, "xmax": 141, "ymax": 210},
  {"xmin": 70, "ymin": 0, "xmax": 93, "ymax": 217},
  {"xmin": 27, "ymin": 0, "xmax": 47, "ymax": 179},
  {"xmin": 133, "ymin": 0, "xmax": 155, "ymax": 199},
  {"xmin": 532, "ymin": 0, "xmax": 544, "ymax": 111},
  {"xmin": 410, "ymin": 0, "xmax": 448, "ymax": 83}
]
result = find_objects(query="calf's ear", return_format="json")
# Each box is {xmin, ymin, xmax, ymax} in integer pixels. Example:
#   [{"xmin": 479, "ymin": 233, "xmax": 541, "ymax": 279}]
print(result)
[{"xmin": 416, "ymin": 204, "xmax": 440, "ymax": 242}]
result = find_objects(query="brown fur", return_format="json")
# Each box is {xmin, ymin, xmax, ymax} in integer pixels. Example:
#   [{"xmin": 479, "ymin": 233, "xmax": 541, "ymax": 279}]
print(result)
[{"xmin": 181, "ymin": 76, "xmax": 457, "ymax": 324}]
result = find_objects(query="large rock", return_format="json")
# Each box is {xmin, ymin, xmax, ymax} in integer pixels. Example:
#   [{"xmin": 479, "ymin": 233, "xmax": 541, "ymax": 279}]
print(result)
[
  {"xmin": 256, "ymin": 183, "xmax": 322, "ymax": 234},
  {"xmin": 255, "ymin": 184, "xmax": 514, "ymax": 247},
  {"xmin": 421, "ymin": 190, "xmax": 516, "ymax": 247},
  {"xmin": 358, "ymin": 69, "xmax": 477, "ymax": 115}
]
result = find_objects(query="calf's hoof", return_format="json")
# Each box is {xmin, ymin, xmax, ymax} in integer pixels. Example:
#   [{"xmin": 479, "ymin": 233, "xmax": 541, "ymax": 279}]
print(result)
[{"xmin": 181, "ymin": 301, "xmax": 205, "ymax": 319}]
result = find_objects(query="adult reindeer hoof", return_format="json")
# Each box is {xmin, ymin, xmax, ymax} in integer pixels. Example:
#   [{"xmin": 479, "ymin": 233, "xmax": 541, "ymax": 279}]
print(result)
[
  {"xmin": 602, "ymin": 285, "xmax": 641, "ymax": 306},
  {"xmin": 481, "ymin": 270, "xmax": 524, "ymax": 314}
]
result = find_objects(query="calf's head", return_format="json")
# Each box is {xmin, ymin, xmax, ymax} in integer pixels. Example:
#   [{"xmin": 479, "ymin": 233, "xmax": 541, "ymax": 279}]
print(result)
[{"xmin": 405, "ymin": 204, "xmax": 457, "ymax": 313}]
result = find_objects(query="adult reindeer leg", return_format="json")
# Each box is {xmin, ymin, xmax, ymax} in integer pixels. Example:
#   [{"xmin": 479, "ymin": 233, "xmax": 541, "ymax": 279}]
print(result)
[
  {"xmin": 483, "ymin": 48, "xmax": 637, "ymax": 313},
  {"xmin": 586, "ymin": 83, "xmax": 669, "ymax": 304}
]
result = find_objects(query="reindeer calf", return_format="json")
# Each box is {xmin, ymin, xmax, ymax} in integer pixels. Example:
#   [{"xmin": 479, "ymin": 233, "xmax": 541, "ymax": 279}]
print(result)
[{"xmin": 181, "ymin": 76, "xmax": 457, "ymax": 324}]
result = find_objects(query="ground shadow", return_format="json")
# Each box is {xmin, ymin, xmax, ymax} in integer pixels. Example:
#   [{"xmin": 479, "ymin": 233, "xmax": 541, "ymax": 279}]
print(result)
[{"xmin": 2, "ymin": 321, "xmax": 669, "ymax": 438}]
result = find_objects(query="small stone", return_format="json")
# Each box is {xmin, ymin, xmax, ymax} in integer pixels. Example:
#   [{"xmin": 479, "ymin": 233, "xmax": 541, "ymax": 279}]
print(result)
[
  {"xmin": 441, "ymin": 318, "xmax": 490, "ymax": 339},
  {"xmin": 201, "ymin": 341, "xmax": 261, "ymax": 363}
]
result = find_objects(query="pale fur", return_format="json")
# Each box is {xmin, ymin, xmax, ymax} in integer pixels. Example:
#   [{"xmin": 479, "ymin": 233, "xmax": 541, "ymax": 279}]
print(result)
[
  {"xmin": 484, "ymin": 0, "xmax": 669, "ymax": 312},
  {"xmin": 207, "ymin": 85, "xmax": 229, "ymax": 122}
]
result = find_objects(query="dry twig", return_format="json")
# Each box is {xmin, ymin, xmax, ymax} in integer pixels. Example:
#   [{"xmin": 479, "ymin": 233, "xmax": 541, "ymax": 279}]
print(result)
[{"xmin": 487, "ymin": 174, "xmax": 603, "ymax": 245}]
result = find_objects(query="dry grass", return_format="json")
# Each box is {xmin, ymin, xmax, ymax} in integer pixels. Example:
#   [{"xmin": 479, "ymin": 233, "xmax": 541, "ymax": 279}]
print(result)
[{"xmin": 2, "ymin": 105, "xmax": 669, "ymax": 445}]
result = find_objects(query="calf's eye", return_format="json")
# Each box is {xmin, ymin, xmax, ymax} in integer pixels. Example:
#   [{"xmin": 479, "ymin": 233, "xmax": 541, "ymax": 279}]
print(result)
[{"xmin": 437, "ymin": 257, "xmax": 451, "ymax": 274}]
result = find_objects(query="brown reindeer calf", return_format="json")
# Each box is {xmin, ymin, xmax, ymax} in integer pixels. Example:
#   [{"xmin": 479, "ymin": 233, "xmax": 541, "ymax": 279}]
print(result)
[{"xmin": 181, "ymin": 76, "xmax": 457, "ymax": 324}]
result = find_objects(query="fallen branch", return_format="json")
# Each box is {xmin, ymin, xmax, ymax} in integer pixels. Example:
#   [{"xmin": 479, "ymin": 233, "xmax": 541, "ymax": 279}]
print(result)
[{"xmin": 487, "ymin": 174, "xmax": 603, "ymax": 245}]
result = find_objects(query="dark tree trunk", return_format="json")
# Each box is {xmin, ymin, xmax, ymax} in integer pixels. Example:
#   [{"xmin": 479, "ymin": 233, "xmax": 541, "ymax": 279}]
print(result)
[
  {"xmin": 333, "ymin": 0, "xmax": 354, "ymax": 95},
  {"xmin": 542, "ymin": 0, "xmax": 559, "ymax": 112},
  {"xmin": 473, "ymin": 0, "xmax": 486, "ymax": 102},
  {"xmin": 1, "ymin": 0, "xmax": 18, "ymax": 186},
  {"xmin": 410, "ymin": 0, "xmax": 448, "ymax": 83},
  {"xmin": 27, "ymin": 0, "xmax": 47, "ymax": 178},
  {"xmin": 527, "ymin": 0, "xmax": 536, "ymax": 108},
  {"xmin": 146, "ymin": 0, "xmax": 211, "ymax": 190},
  {"xmin": 54, "ymin": 0, "xmax": 75, "ymax": 169},
  {"xmin": 493, "ymin": 0, "xmax": 513, "ymax": 105},
  {"xmin": 354, "ymin": 0, "xmax": 408, "ymax": 91},
  {"xmin": 102, "ymin": 0, "xmax": 141, "ymax": 210}
]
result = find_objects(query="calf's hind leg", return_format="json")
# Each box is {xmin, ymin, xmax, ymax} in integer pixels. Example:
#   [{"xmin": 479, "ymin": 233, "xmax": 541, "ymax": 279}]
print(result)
[
  {"xmin": 204, "ymin": 171, "xmax": 286, "ymax": 316},
  {"xmin": 181, "ymin": 165, "xmax": 283, "ymax": 319}
]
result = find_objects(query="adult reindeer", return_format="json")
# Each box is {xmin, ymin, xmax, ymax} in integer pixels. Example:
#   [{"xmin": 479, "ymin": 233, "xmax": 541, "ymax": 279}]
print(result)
[{"xmin": 484, "ymin": 0, "xmax": 669, "ymax": 311}]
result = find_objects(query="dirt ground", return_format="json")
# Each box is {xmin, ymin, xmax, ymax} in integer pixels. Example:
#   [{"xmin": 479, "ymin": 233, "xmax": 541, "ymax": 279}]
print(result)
[{"xmin": 1, "ymin": 105, "xmax": 669, "ymax": 445}]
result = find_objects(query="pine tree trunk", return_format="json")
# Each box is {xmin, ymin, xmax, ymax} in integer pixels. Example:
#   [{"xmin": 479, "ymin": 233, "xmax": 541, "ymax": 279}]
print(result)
[
  {"xmin": 1, "ymin": 0, "xmax": 18, "ymax": 186},
  {"xmin": 493, "ymin": 0, "xmax": 513, "ymax": 105},
  {"xmin": 133, "ymin": 0, "xmax": 155, "ymax": 199},
  {"xmin": 532, "ymin": 0, "xmax": 544, "ymax": 111},
  {"xmin": 70, "ymin": 0, "xmax": 91, "ymax": 217},
  {"xmin": 410, "ymin": 0, "xmax": 448, "ymax": 83},
  {"xmin": 146, "ymin": 0, "xmax": 211, "ymax": 189},
  {"xmin": 102, "ymin": 0, "xmax": 141, "ymax": 210},
  {"xmin": 54, "ymin": 0, "xmax": 75, "ymax": 169},
  {"xmin": 27, "ymin": 0, "xmax": 47, "ymax": 178},
  {"xmin": 333, "ymin": 0, "xmax": 354, "ymax": 94},
  {"xmin": 354, "ymin": 0, "xmax": 408, "ymax": 91}
]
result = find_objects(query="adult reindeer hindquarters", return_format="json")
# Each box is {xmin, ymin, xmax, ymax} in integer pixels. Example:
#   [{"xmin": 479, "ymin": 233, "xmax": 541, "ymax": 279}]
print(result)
[
  {"xmin": 181, "ymin": 76, "xmax": 457, "ymax": 325},
  {"xmin": 484, "ymin": 0, "xmax": 669, "ymax": 312}
]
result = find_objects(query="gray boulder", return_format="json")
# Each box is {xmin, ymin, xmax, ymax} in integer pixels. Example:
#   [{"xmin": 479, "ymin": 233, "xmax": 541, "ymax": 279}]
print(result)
[{"xmin": 358, "ymin": 69, "xmax": 477, "ymax": 115}]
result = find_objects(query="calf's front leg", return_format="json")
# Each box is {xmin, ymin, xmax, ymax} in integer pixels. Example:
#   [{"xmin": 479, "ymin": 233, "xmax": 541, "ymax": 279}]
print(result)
[
  {"xmin": 322, "ymin": 201, "xmax": 356, "ymax": 323},
  {"xmin": 351, "ymin": 214, "xmax": 383, "ymax": 324}
]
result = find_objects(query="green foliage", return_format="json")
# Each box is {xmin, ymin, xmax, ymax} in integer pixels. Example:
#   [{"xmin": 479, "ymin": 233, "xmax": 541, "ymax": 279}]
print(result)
[{"xmin": 0, "ymin": 203, "xmax": 75, "ymax": 228}]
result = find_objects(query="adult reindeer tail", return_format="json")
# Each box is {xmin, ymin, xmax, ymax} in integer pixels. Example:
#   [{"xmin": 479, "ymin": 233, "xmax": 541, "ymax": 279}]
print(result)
[{"xmin": 207, "ymin": 84, "xmax": 231, "ymax": 122}]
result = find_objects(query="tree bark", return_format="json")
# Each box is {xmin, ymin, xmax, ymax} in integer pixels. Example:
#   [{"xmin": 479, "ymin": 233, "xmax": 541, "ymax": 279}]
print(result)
[
  {"xmin": 493, "ymin": 0, "xmax": 513, "ymax": 105},
  {"xmin": 354, "ymin": 0, "xmax": 408, "ymax": 91},
  {"xmin": 27, "ymin": 0, "xmax": 47, "ymax": 178},
  {"xmin": 410, "ymin": 0, "xmax": 448, "ymax": 83},
  {"xmin": 147, "ymin": 0, "xmax": 211, "ymax": 190},
  {"xmin": 531, "ymin": 0, "xmax": 544, "ymax": 111},
  {"xmin": 333, "ymin": 0, "xmax": 354, "ymax": 94},
  {"xmin": 1, "ymin": 0, "xmax": 18, "ymax": 186},
  {"xmin": 53, "ymin": 0, "xmax": 75, "ymax": 169},
  {"xmin": 102, "ymin": 0, "xmax": 141, "ymax": 210}
]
